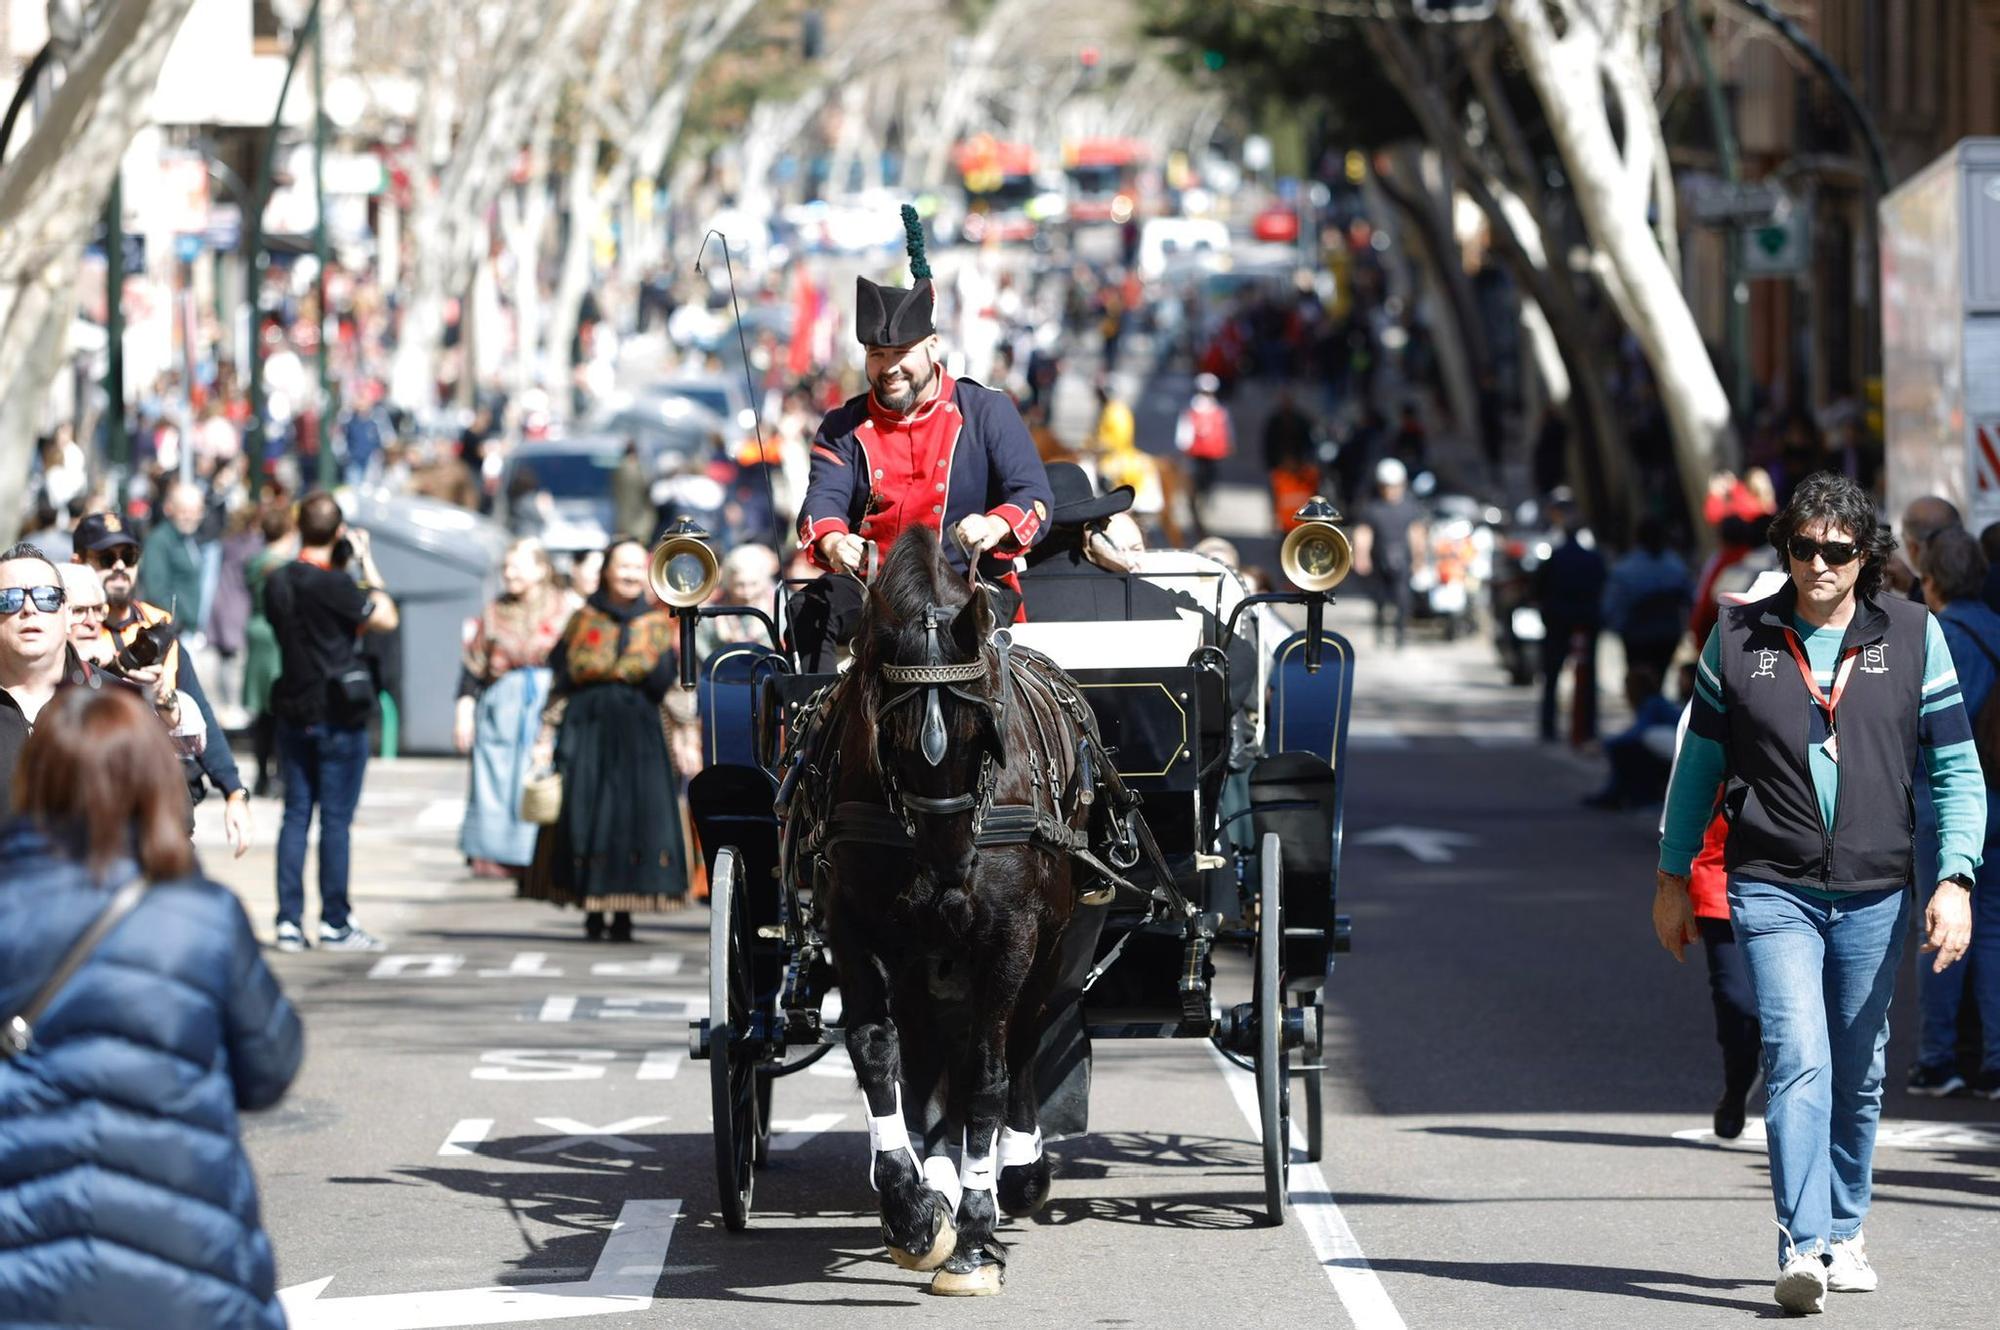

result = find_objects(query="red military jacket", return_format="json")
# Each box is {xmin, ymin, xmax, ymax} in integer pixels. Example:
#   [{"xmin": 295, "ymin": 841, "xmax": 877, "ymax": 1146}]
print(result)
[{"xmin": 798, "ymin": 371, "xmax": 1053, "ymax": 576}]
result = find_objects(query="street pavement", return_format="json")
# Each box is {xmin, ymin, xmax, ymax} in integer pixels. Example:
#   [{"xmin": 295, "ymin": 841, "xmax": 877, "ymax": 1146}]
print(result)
[{"xmin": 192, "ymin": 592, "xmax": 2000, "ymax": 1328}]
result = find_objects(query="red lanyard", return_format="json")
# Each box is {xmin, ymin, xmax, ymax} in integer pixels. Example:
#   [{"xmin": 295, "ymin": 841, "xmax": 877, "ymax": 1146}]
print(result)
[{"xmin": 1780, "ymin": 630, "xmax": 1858, "ymax": 728}]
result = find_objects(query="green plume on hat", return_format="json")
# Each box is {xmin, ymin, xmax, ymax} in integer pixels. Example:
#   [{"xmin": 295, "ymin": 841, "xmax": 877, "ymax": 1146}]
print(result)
[{"xmin": 901, "ymin": 203, "xmax": 931, "ymax": 281}]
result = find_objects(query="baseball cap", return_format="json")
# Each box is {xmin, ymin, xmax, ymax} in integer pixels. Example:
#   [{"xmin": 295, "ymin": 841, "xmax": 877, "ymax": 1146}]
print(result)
[
  {"xmin": 1375, "ymin": 458, "xmax": 1408, "ymax": 488},
  {"xmin": 73, "ymin": 511, "xmax": 141, "ymax": 553}
]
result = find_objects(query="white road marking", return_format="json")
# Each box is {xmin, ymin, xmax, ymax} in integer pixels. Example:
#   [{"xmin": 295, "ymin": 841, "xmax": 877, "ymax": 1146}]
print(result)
[
  {"xmin": 768, "ymin": 1113, "xmax": 845, "ymax": 1151},
  {"xmin": 279, "ymin": 1198, "xmax": 680, "ymax": 1328},
  {"xmin": 1351, "ymin": 825, "xmax": 1477, "ymax": 865},
  {"xmin": 807, "ymin": 1047, "xmax": 853, "ymax": 1078},
  {"xmin": 1207, "ymin": 1046, "xmax": 1406, "ymax": 1330},
  {"xmin": 536, "ymin": 995, "xmax": 578, "ymax": 1023},
  {"xmin": 590, "ymin": 954, "xmax": 684, "ymax": 977},
  {"xmin": 1671, "ymin": 1120, "xmax": 2000, "ymax": 1151},
  {"xmin": 479, "ymin": 954, "xmax": 564, "ymax": 979},
  {"xmin": 636, "ymin": 1050, "xmax": 684, "ymax": 1081},
  {"xmin": 413, "ymin": 798, "xmax": 466, "ymax": 832},
  {"xmin": 369, "ymin": 954, "xmax": 465, "ymax": 980},
  {"xmin": 437, "ymin": 1118, "xmax": 494, "ymax": 1156},
  {"xmin": 520, "ymin": 1117, "xmax": 667, "ymax": 1155},
  {"xmin": 472, "ymin": 1049, "xmax": 617, "ymax": 1081}
]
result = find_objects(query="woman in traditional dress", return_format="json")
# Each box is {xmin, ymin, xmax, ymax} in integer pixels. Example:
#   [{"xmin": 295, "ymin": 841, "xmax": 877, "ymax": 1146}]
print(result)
[
  {"xmin": 526, "ymin": 538, "xmax": 688, "ymax": 940},
  {"xmin": 455, "ymin": 539, "xmax": 575, "ymax": 878}
]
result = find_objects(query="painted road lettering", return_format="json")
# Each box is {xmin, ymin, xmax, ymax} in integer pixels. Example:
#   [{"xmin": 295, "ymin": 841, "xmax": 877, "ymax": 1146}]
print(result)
[{"xmin": 280, "ymin": 1198, "xmax": 680, "ymax": 1329}]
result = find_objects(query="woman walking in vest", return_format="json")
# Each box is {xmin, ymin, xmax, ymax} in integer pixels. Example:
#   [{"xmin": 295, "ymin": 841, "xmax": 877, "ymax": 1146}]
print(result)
[
  {"xmin": 455, "ymin": 539, "xmax": 576, "ymax": 878},
  {"xmin": 1654, "ymin": 473, "xmax": 1981, "ymax": 1314}
]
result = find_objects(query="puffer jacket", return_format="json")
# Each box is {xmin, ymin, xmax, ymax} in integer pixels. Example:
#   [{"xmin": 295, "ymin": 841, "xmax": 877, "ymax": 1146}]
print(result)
[{"xmin": 0, "ymin": 820, "xmax": 303, "ymax": 1329}]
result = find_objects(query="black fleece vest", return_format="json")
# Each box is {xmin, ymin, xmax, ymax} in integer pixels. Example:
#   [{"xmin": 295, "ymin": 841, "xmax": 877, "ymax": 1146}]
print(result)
[{"xmin": 1717, "ymin": 587, "xmax": 1926, "ymax": 892}]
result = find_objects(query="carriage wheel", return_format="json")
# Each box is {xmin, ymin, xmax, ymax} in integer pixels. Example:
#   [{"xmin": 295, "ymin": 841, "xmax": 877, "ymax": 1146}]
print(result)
[
  {"xmin": 709, "ymin": 847, "xmax": 760, "ymax": 1230},
  {"xmin": 753, "ymin": 1068, "xmax": 774, "ymax": 1168},
  {"xmin": 1256, "ymin": 833, "xmax": 1291, "ymax": 1225},
  {"xmin": 1303, "ymin": 1056, "xmax": 1324, "ymax": 1164}
]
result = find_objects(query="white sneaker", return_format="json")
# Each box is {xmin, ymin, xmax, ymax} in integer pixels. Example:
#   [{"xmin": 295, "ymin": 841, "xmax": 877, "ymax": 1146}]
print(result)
[
  {"xmin": 1775, "ymin": 1251, "xmax": 1829, "ymax": 1314},
  {"xmin": 273, "ymin": 922, "xmax": 308, "ymax": 953},
  {"xmin": 1828, "ymin": 1233, "xmax": 1878, "ymax": 1293},
  {"xmin": 318, "ymin": 922, "xmax": 385, "ymax": 952}
]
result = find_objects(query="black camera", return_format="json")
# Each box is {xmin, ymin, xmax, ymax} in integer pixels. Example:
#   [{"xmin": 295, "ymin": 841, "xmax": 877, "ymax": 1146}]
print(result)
[{"xmin": 110, "ymin": 622, "xmax": 173, "ymax": 675}]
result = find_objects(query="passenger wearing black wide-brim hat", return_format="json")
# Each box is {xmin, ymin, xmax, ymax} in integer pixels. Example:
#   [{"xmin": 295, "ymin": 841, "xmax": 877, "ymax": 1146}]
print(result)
[{"xmin": 789, "ymin": 205, "xmax": 1054, "ymax": 670}]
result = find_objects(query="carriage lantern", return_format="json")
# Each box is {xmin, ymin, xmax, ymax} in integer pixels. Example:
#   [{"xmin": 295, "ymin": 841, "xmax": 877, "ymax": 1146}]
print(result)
[
  {"xmin": 649, "ymin": 518, "xmax": 722, "ymax": 690},
  {"xmin": 1278, "ymin": 496, "xmax": 1353, "ymax": 674}
]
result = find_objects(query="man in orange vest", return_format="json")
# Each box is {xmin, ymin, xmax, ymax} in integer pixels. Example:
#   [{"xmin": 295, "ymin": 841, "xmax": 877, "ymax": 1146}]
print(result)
[{"xmin": 72, "ymin": 512, "xmax": 251, "ymax": 857}]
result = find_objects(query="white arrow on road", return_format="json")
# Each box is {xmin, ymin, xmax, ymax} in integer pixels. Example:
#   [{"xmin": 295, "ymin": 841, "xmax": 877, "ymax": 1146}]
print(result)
[
  {"xmin": 279, "ymin": 1198, "xmax": 680, "ymax": 1329},
  {"xmin": 1351, "ymin": 825, "xmax": 1478, "ymax": 865}
]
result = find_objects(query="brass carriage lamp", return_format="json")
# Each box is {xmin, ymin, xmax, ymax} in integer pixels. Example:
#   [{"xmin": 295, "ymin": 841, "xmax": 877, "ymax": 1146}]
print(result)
[
  {"xmin": 1279, "ymin": 496, "xmax": 1353, "ymax": 673},
  {"xmin": 649, "ymin": 518, "xmax": 722, "ymax": 690}
]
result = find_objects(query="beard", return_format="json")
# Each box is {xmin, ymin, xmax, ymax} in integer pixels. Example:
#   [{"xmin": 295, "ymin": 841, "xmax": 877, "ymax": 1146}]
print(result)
[
  {"xmin": 103, "ymin": 572, "xmax": 133, "ymax": 609},
  {"xmin": 871, "ymin": 359, "xmax": 934, "ymax": 414}
]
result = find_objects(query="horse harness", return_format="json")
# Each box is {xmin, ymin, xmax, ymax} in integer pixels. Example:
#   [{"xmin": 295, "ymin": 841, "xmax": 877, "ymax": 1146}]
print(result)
[{"xmin": 777, "ymin": 626, "xmax": 1171, "ymax": 901}]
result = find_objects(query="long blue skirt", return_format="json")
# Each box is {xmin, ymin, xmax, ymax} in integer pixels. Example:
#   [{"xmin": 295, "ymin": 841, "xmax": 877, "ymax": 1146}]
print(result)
[{"xmin": 460, "ymin": 667, "xmax": 549, "ymax": 867}]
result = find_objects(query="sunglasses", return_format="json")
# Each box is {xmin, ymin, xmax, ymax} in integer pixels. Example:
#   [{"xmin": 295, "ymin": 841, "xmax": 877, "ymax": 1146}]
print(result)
[
  {"xmin": 85, "ymin": 546, "xmax": 140, "ymax": 571},
  {"xmin": 1787, "ymin": 535, "xmax": 1861, "ymax": 567},
  {"xmin": 0, "ymin": 585, "xmax": 66, "ymax": 615}
]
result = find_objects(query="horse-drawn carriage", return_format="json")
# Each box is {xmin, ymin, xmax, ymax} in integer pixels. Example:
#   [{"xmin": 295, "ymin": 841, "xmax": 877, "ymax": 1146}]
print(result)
[{"xmin": 654, "ymin": 499, "xmax": 1359, "ymax": 1293}]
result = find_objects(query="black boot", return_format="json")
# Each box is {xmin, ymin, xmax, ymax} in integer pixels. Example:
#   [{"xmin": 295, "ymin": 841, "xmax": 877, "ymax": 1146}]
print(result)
[
  {"xmin": 606, "ymin": 911, "xmax": 634, "ymax": 943},
  {"xmin": 584, "ymin": 911, "xmax": 605, "ymax": 941}
]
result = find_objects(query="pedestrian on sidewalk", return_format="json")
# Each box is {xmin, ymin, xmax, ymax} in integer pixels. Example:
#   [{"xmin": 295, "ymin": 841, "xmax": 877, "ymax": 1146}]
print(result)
[
  {"xmin": 526, "ymin": 539, "xmax": 689, "ymax": 941},
  {"xmin": 264, "ymin": 493, "xmax": 400, "ymax": 953},
  {"xmin": 1906, "ymin": 526, "xmax": 2000, "ymax": 1099},
  {"xmin": 1654, "ymin": 472, "xmax": 1982, "ymax": 1315},
  {"xmin": 456, "ymin": 539, "xmax": 577, "ymax": 881},
  {"xmin": 1175, "ymin": 373, "xmax": 1234, "ymax": 517},
  {"xmin": 243, "ymin": 502, "xmax": 298, "ymax": 799},
  {"xmin": 0, "ymin": 685, "xmax": 302, "ymax": 1330},
  {"xmin": 1351, "ymin": 459, "xmax": 1427, "ymax": 650},
  {"xmin": 1602, "ymin": 516, "xmax": 1693, "ymax": 679},
  {"xmin": 1533, "ymin": 499, "xmax": 1606, "ymax": 742}
]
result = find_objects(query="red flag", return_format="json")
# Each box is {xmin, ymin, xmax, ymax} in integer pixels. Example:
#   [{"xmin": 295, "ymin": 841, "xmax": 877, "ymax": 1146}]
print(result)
[{"xmin": 787, "ymin": 271, "xmax": 821, "ymax": 378}]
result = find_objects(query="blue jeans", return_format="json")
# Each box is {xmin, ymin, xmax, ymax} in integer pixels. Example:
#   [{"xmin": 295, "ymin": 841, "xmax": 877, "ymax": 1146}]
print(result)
[
  {"xmin": 275, "ymin": 721, "xmax": 369, "ymax": 930},
  {"xmin": 1729, "ymin": 878, "xmax": 1910, "ymax": 1266},
  {"xmin": 1916, "ymin": 856, "xmax": 2000, "ymax": 1074}
]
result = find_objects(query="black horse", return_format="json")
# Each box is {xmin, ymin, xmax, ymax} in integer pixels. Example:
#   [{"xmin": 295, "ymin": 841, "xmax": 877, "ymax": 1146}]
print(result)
[{"xmin": 812, "ymin": 526, "xmax": 1106, "ymax": 1296}]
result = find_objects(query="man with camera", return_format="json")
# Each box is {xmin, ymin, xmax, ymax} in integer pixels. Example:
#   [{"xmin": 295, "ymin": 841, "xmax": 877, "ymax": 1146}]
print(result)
[
  {"xmin": 70, "ymin": 512, "xmax": 247, "ymax": 854},
  {"xmin": 263, "ymin": 492, "xmax": 399, "ymax": 953}
]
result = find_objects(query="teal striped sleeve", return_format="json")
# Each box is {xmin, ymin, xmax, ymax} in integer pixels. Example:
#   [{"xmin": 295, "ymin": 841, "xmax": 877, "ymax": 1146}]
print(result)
[
  {"xmin": 1660, "ymin": 627, "xmax": 1727, "ymax": 875},
  {"xmin": 1919, "ymin": 612, "xmax": 1986, "ymax": 882}
]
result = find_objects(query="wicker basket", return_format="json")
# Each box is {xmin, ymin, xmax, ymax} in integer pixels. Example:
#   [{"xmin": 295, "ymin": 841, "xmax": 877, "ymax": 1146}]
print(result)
[{"xmin": 519, "ymin": 770, "xmax": 563, "ymax": 826}]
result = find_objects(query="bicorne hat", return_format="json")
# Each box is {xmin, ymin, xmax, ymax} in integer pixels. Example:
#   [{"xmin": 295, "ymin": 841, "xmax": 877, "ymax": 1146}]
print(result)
[{"xmin": 854, "ymin": 275, "xmax": 937, "ymax": 347}]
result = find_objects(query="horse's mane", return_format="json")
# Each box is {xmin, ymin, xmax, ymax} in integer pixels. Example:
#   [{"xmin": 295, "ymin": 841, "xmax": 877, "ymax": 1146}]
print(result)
[{"xmin": 849, "ymin": 526, "xmax": 988, "ymax": 779}]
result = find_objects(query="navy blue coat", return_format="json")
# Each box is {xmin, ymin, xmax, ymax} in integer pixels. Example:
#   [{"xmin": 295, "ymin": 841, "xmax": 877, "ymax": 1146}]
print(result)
[{"xmin": 0, "ymin": 821, "xmax": 303, "ymax": 1329}]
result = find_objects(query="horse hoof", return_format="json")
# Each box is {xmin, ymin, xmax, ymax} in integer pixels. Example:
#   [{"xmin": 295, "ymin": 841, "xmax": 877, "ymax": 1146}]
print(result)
[
  {"xmin": 997, "ymin": 1158, "xmax": 1052, "ymax": 1216},
  {"xmin": 888, "ymin": 1205, "xmax": 956, "ymax": 1273},
  {"xmin": 929, "ymin": 1259, "xmax": 1005, "ymax": 1297}
]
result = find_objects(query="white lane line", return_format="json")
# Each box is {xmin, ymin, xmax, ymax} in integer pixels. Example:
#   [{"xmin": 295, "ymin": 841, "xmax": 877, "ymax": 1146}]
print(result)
[
  {"xmin": 768, "ymin": 1113, "xmax": 845, "ymax": 1151},
  {"xmin": 536, "ymin": 995, "xmax": 578, "ymax": 1023},
  {"xmin": 436, "ymin": 1118, "xmax": 493, "ymax": 1156},
  {"xmin": 1206, "ymin": 1045, "xmax": 1406, "ymax": 1330},
  {"xmin": 637, "ymin": 1050, "xmax": 684, "ymax": 1080}
]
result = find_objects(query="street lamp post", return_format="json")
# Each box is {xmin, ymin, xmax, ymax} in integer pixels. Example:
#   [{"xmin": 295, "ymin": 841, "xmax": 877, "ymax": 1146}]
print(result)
[
  {"xmin": 311, "ymin": 5, "xmax": 335, "ymax": 490},
  {"xmin": 104, "ymin": 175, "xmax": 127, "ymax": 502}
]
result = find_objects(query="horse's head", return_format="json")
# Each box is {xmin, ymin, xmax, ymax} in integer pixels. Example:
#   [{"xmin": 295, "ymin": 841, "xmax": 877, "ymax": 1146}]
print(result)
[{"xmin": 854, "ymin": 527, "xmax": 1006, "ymax": 780}]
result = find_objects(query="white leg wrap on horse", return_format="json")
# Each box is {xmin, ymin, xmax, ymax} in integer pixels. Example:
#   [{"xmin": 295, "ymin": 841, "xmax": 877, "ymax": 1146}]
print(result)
[
  {"xmin": 923, "ymin": 1155, "xmax": 963, "ymax": 1212},
  {"xmin": 998, "ymin": 1126, "xmax": 1043, "ymax": 1168},
  {"xmin": 864, "ymin": 1086, "xmax": 921, "ymax": 1188},
  {"xmin": 959, "ymin": 1130, "xmax": 999, "ymax": 1193}
]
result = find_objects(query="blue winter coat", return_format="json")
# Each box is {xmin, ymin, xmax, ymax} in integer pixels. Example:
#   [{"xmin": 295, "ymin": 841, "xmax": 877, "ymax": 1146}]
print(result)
[{"xmin": 0, "ymin": 820, "xmax": 303, "ymax": 1329}]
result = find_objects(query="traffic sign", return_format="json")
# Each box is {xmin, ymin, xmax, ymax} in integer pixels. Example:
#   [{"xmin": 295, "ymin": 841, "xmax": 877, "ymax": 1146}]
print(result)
[
  {"xmin": 1691, "ymin": 179, "xmax": 1791, "ymax": 228},
  {"xmin": 1741, "ymin": 207, "xmax": 1810, "ymax": 277}
]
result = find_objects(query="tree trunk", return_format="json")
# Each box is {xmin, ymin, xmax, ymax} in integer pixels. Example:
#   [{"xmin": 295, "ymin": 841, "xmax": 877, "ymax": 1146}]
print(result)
[
  {"xmin": 1373, "ymin": 144, "xmax": 1490, "ymax": 449},
  {"xmin": 0, "ymin": 0, "xmax": 200, "ymax": 542},
  {"xmin": 1498, "ymin": 0, "xmax": 1730, "ymax": 538}
]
